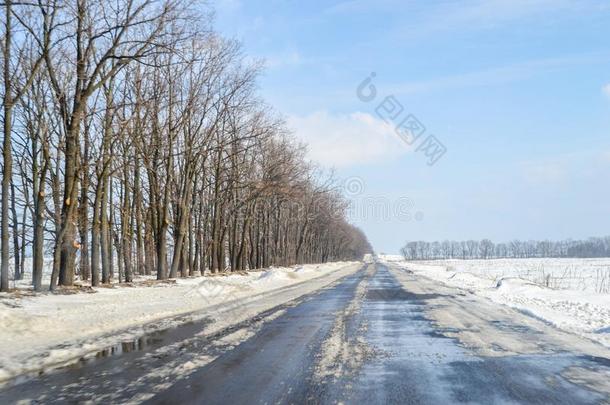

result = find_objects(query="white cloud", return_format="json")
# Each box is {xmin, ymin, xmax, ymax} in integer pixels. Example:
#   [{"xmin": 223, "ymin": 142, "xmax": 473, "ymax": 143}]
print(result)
[
  {"xmin": 287, "ymin": 111, "xmax": 409, "ymax": 168},
  {"xmin": 602, "ymin": 83, "xmax": 610, "ymax": 98},
  {"xmin": 266, "ymin": 50, "xmax": 303, "ymax": 69}
]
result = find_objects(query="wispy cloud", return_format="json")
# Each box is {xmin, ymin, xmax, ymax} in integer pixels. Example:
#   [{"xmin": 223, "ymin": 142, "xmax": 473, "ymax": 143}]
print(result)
[
  {"xmin": 519, "ymin": 149, "xmax": 610, "ymax": 187},
  {"xmin": 265, "ymin": 50, "xmax": 305, "ymax": 69},
  {"xmin": 386, "ymin": 53, "xmax": 610, "ymax": 96},
  {"xmin": 401, "ymin": 0, "xmax": 596, "ymax": 35},
  {"xmin": 435, "ymin": 0, "xmax": 573, "ymax": 26},
  {"xmin": 520, "ymin": 160, "xmax": 567, "ymax": 186},
  {"xmin": 328, "ymin": 0, "xmax": 584, "ymax": 21},
  {"xmin": 287, "ymin": 111, "xmax": 409, "ymax": 167}
]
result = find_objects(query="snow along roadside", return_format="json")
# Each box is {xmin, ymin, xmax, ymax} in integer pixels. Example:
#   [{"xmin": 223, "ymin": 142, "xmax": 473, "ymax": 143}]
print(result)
[
  {"xmin": 379, "ymin": 257, "xmax": 610, "ymax": 348},
  {"xmin": 0, "ymin": 261, "xmax": 363, "ymax": 382}
]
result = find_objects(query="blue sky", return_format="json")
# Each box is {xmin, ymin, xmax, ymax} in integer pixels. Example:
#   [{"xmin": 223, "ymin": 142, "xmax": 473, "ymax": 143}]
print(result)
[{"xmin": 214, "ymin": 0, "xmax": 610, "ymax": 253}]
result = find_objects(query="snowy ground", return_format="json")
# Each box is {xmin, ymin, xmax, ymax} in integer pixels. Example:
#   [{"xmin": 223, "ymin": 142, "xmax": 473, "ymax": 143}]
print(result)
[
  {"xmin": 380, "ymin": 255, "xmax": 610, "ymax": 348},
  {"xmin": 401, "ymin": 257, "xmax": 610, "ymax": 292},
  {"xmin": 0, "ymin": 261, "xmax": 361, "ymax": 383}
]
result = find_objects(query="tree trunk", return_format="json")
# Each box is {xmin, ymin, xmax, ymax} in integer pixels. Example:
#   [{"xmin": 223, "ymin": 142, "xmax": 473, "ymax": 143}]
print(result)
[
  {"xmin": 9, "ymin": 181, "xmax": 20, "ymax": 281},
  {"xmin": 100, "ymin": 172, "xmax": 111, "ymax": 284},
  {"xmin": 90, "ymin": 180, "xmax": 102, "ymax": 287},
  {"xmin": 1, "ymin": 1, "xmax": 13, "ymax": 292},
  {"xmin": 78, "ymin": 130, "xmax": 90, "ymax": 281}
]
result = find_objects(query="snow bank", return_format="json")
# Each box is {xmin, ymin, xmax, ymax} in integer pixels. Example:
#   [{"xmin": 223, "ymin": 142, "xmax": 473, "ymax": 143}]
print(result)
[
  {"xmin": 380, "ymin": 256, "xmax": 610, "ymax": 348},
  {"xmin": 0, "ymin": 261, "xmax": 360, "ymax": 382}
]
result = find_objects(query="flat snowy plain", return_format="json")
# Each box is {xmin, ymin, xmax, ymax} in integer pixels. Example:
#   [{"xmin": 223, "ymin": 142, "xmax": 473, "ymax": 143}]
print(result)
[{"xmin": 381, "ymin": 256, "xmax": 610, "ymax": 348}]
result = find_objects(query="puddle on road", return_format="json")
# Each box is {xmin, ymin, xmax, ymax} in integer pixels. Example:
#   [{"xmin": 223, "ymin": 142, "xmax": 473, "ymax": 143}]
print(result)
[
  {"xmin": 70, "ymin": 319, "xmax": 207, "ymax": 367},
  {"xmin": 3, "ymin": 318, "xmax": 211, "ymax": 390},
  {"xmin": 91, "ymin": 335, "xmax": 164, "ymax": 359}
]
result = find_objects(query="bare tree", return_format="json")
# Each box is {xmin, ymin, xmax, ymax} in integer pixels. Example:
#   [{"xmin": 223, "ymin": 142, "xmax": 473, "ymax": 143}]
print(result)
[{"xmin": 1, "ymin": 1, "xmax": 372, "ymax": 295}]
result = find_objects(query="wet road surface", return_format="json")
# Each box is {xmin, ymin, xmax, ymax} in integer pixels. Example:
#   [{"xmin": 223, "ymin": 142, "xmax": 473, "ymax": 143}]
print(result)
[{"xmin": 1, "ymin": 263, "xmax": 609, "ymax": 404}]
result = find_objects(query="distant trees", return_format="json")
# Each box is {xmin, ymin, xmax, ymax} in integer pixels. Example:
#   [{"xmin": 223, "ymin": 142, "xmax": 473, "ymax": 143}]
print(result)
[
  {"xmin": 0, "ymin": 1, "xmax": 372, "ymax": 292},
  {"xmin": 400, "ymin": 237, "xmax": 610, "ymax": 260},
  {"xmin": 479, "ymin": 239, "xmax": 493, "ymax": 259}
]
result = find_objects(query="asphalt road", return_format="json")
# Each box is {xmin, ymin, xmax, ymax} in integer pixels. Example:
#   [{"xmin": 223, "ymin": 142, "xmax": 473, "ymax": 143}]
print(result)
[{"xmin": 2, "ymin": 262, "xmax": 609, "ymax": 404}]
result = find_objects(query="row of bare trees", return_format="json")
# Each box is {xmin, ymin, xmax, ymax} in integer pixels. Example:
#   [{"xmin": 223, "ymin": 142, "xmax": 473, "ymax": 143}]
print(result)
[
  {"xmin": 0, "ymin": 0, "xmax": 371, "ymax": 292},
  {"xmin": 400, "ymin": 237, "xmax": 610, "ymax": 260}
]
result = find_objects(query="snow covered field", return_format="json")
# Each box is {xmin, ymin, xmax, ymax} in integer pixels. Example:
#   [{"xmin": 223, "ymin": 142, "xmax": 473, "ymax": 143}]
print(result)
[
  {"xmin": 380, "ymin": 256, "xmax": 610, "ymax": 348},
  {"xmin": 417, "ymin": 258, "xmax": 610, "ymax": 293},
  {"xmin": 0, "ymin": 261, "xmax": 361, "ymax": 382}
]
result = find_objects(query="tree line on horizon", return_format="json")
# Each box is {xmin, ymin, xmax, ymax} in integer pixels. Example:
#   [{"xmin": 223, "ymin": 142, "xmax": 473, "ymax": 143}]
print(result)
[
  {"xmin": 400, "ymin": 237, "xmax": 610, "ymax": 261},
  {"xmin": 0, "ymin": 0, "xmax": 372, "ymax": 292}
]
